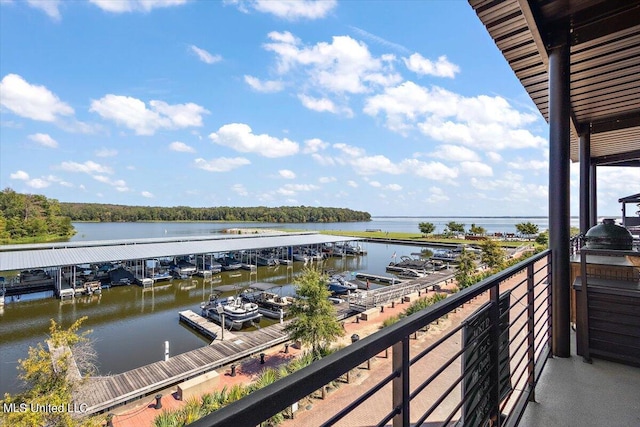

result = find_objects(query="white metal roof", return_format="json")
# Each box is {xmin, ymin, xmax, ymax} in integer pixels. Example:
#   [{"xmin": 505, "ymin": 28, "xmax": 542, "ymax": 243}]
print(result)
[{"xmin": 0, "ymin": 233, "xmax": 360, "ymax": 272}]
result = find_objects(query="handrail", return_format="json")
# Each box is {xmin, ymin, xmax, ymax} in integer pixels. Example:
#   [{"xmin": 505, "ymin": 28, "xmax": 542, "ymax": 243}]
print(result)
[{"xmin": 190, "ymin": 249, "xmax": 551, "ymax": 427}]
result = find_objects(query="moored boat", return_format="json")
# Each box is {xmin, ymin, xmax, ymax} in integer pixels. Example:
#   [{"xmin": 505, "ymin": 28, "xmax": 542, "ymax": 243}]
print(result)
[
  {"xmin": 242, "ymin": 282, "xmax": 295, "ymax": 319},
  {"xmin": 201, "ymin": 291, "xmax": 262, "ymax": 330}
]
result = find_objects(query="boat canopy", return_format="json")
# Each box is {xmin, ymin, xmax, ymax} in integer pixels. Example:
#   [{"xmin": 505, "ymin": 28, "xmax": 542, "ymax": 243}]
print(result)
[{"xmin": 247, "ymin": 282, "xmax": 282, "ymax": 291}]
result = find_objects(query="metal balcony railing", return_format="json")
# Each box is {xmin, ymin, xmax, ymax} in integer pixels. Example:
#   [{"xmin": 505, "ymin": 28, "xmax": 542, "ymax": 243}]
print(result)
[{"xmin": 190, "ymin": 250, "xmax": 552, "ymax": 427}]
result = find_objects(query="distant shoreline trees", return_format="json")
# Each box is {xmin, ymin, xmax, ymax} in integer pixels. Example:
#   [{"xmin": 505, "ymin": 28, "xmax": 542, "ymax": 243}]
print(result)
[
  {"xmin": 59, "ymin": 202, "xmax": 371, "ymax": 224},
  {"xmin": 0, "ymin": 188, "xmax": 372, "ymax": 244}
]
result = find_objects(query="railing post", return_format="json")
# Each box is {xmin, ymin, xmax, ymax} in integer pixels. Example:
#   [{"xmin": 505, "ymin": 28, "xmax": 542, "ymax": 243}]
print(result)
[
  {"xmin": 547, "ymin": 253, "xmax": 553, "ymax": 352},
  {"xmin": 489, "ymin": 286, "xmax": 501, "ymax": 426},
  {"xmin": 527, "ymin": 263, "xmax": 536, "ymax": 402},
  {"xmin": 392, "ymin": 337, "xmax": 410, "ymax": 427}
]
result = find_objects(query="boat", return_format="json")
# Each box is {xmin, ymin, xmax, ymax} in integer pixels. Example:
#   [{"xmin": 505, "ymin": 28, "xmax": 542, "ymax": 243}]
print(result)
[
  {"xmin": 430, "ymin": 249, "xmax": 459, "ymax": 263},
  {"xmin": 201, "ymin": 291, "xmax": 262, "ymax": 330},
  {"xmin": 242, "ymin": 283, "xmax": 295, "ymax": 319},
  {"xmin": 394, "ymin": 268, "xmax": 429, "ymax": 279},
  {"xmin": 326, "ymin": 273, "xmax": 359, "ymax": 295},
  {"xmin": 170, "ymin": 258, "xmax": 197, "ymax": 277},
  {"xmin": 216, "ymin": 254, "xmax": 242, "ymax": 271},
  {"xmin": 387, "ymin": 255, "xmax": 432, "ymax": 272},
  {"xmin": 195, "ymin": 255, "xmax": 223, "ymax": 275},
  {"xmin": 109, "ymin": 267, "xmax": 135, "ymax": 286}
]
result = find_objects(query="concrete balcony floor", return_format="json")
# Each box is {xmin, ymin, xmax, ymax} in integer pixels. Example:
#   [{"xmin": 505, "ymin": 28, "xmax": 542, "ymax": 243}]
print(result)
[{"xmin": 520, "ymin": 332, "xmax": 640, "ymax": 427}]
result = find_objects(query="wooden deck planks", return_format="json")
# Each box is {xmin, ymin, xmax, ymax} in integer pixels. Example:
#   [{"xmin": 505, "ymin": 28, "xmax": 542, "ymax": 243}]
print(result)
[{"xmin": 82, "ymin": 319, "xmax": 292, "ymax": 414}]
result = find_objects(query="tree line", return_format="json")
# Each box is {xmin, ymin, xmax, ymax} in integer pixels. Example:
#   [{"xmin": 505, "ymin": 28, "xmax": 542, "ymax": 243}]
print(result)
[
  {"xmin": 59, "ymin": 203, "xmax": 371, "ymax": 223},
  {"xmin": 0, "ymin": 188, "xmax": 75, "ymax": 243}
]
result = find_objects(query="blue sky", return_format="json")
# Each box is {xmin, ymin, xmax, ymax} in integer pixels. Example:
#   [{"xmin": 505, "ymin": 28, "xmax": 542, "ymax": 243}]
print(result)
[{"xmin": 1, "ymin": 0, "xmax": 636, "ymax": 217}]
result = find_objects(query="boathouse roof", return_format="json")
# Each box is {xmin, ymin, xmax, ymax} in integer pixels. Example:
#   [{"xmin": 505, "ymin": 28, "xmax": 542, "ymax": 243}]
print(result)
[
  {"xmin": 469, "ymin": 0, "xmax": 640, "ymax": 166},
  {"xmin": 0, "ymin": 232, "xmax": 360, "ymax": 271}
]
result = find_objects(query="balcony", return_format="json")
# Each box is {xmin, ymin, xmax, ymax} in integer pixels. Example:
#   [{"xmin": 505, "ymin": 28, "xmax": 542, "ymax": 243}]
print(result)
[{"xmin": 519, "ymin": 330, "xmax": 640, "ymax": 427}]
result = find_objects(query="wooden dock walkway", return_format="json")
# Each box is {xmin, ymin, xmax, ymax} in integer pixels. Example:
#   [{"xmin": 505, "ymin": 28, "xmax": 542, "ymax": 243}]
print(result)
[
  {"xmin": 178, "ymin": 310, "xmax": 236, "ymax": 342},
  {"xmin": 81, "ymin": 321, "xmax": 291, "ymax": 415}
]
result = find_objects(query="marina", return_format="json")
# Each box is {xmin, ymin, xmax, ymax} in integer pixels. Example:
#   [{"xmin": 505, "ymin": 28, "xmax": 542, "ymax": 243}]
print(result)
[{"xmin": 0, "ymin": 219, "xmax": 534, "ymax": 402}]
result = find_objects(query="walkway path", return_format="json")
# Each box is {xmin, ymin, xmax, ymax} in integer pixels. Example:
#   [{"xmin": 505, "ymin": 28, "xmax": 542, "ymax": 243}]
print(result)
[{"xmin": 108, "ymin": 280, "xmax": 488, "ymax": 427}]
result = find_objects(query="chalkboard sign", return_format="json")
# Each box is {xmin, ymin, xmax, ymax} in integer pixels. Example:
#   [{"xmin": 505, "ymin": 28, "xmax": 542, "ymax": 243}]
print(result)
[{"xmin": 461, "ymin": 291, "xmax": 512, "ymax": 427}]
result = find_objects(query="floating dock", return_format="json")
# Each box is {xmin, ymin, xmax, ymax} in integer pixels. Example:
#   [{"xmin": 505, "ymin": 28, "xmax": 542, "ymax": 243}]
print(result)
[{"xmin": 179, "ymin": 310, "xmax": 236, "ymax": 342}]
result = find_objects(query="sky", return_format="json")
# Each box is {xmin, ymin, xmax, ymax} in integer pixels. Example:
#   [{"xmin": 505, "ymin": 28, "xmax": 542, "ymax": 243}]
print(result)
[{"xmin": 1, "ymin": 0, "xmax": 637, "ymax": 217}]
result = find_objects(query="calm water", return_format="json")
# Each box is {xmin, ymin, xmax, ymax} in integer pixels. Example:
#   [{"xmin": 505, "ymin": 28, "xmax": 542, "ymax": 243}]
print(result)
[
  {"xmin": 0, "ymin": 217, "xmax": 573, "ymax": 395},
  {"xmin": 69, "ymin": 216, "xmax": 574, "ymax": 241}
]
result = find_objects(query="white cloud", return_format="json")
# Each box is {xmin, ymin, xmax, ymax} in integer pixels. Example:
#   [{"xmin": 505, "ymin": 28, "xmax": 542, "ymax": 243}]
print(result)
[
  {"xmin": 95, "ymin": 148, "xmax": 118, "ymax": 157},
  {"xmin": 351, "ymin": 155, "xmax": 401, "ymax": 176},
  {"xmin": 141, "ymin": 191, "xmax": 154, "ymax": 198},
  {"xmin": 209, "ymin": 123, "xmax": 299, "ymax": 158},
  {"xmin": 429, "ymin": 144, "xmax": 479, "ymax": 162},
  {"xmin": 486, "ymin": 152, "xmax": 503, "ymax": 163},
  {"xmin": 194, "ymin": 157, "xmax": 251, "ymax": 172},
  {"xmin": 90, "ymin": 95, "xmax": 208, "ymax": 135},
  {"xmin": 365, "ymin": 81, "xmax": 545, "ymax": 150},
  {"xmin": 244, "ymin": 75, "xmax": 284, "ymax": 93},
  {"xmin": 333, "ymin": 143, "xmax": 365, "ymax": 158},
  {"xmin": 278, "ymin": 169, "xmax": 296, "ymax": 179},
  {"xmin": 399, "ymin": 159, "xmax": 459, "ymax": 180},
  {"xmin": 45, "ymin": 175, "xmax": 72, "ymax": 187},
  {"xmin": 59, "ymin": 160, "xmax": 113, "ymax": 174},
  {"xmin": 425, "ymin": 186, "xmax": 449, "ymax": 203},
  {"xmin": 169, "ymin": 141, "xmax": 196, "ymax": 153},
  {"xmin": 386, "ymin": 183, "xmax": 402, "ymax": 191},
  {"xmin": 26, "ymin": 0, "xmax": 61, "ymax": 20},
  {"xmin": 189, "ymin": 45, "xmax": 222, "ymax": 64},
  {"xmin": 303, "ymin": 138, "xmax": 329, "ymax": 153},
  {"xmin": 277, "ymin": 183, "xmax": 319, "ymax": 195},
  {"xmin": 93, "ymin": 175, "xmax": 129, "ymax": 191},
  {"xmin": 264, "ymin": 31, "xmax": 401, "ymax": 94},
  {"xmin": 369, "ymin": 181, "xmax": 382, "ymax": 187},
  {"xmin": 26, "ymin": 178, "xmax": 50, "ymax": 189},
  {"xmin": 298, "ymin": 94, "xmax": 353, "ymax": 116},
  {"xmin": 460, "ymin": 161, "xmax": 493, "ymax": 177},
  {"xmin": 318, "ymin": 176, "xmax": 336, "ymax": 184},
  {"xmin": 9, "ymin": 170, "xmax": 54, "ymax": 188},
  {"xmin": 232, "ymin": 183, "xmax": 248, "ymax": 196},
  {"xmin": 507, "ymin": 158, "xmax": 547, "ymax": 170},
  {"xmin": 28, "ymin": 133, "xmax": 58, "ymax": 148},
  {"xmin": 230, "ymin": 0, "xmax": 337, "ymax": 20},
  {"xmin": 403, "ymin": 53, "xmax": 460, "ymax": 78},
  {"xmin": 90, "ymin": 0, "xmax": 188, "ymax": 13},
  {"xmin": 347, "ymin": 180, "xmax": 358, "ymax": 188},
  {"xmin": 10, "ymin": 170, "xmax": 29, "ymax": 180},
  {"xmin": 0, "ymin": 74, "xmax": 74, "ymax": 122}
]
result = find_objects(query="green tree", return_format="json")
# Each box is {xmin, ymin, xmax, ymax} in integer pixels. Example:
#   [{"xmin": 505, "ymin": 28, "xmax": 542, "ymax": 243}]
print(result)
[
  {"xmin": 535, "ymin": 230, "xmax": 549, "ymax": 246},
  {"xmin": 469, "ymin": 223, "xmax": 486, "ymax": 235},
  {"xmin": 515, "ymin": 221, "xmax": 539, "ymax": 236},
  {"xmin": 418, "ymin": 222, "xmax": 435, "ymax": 236},
  {"xmin": 454, "ymin": 249, "xmax": 477, "ymax": 289},
  {"xmin": 479, "ymin": 239, "xmax": 506, "ymax": 270},
  {"xmin": 444, "ymin": 221, "xmax": 465, "ymax": 236},
  {"xmin": 285, "ymin": 268, "xmax": 344, "ymax": 358},
  {"xmin": 1, "ymin": 317, "xmax": 97, "ymax": 427}
]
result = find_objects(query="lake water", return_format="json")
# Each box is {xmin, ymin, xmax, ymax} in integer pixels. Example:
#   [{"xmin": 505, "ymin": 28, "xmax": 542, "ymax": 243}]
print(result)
[
  {"xmin": 69, "ymin": 216, "xmax": 572, "ymax": 241},
  {"xmin": 0, "ymin": 217, "xmax": 570, "ymax": 396}
]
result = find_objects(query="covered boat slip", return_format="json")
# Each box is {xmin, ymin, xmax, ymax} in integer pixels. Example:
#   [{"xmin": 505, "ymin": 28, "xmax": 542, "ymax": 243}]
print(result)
[{"xmin": 0, "ymin": 232, "xmax": 360, "ymax": 272}]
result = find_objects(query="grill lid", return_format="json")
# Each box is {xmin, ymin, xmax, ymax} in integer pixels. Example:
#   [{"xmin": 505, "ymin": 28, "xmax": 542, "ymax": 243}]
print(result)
[{"xmin": 584, "ymin": 219, "xmax": 633, "ymax": 250}]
